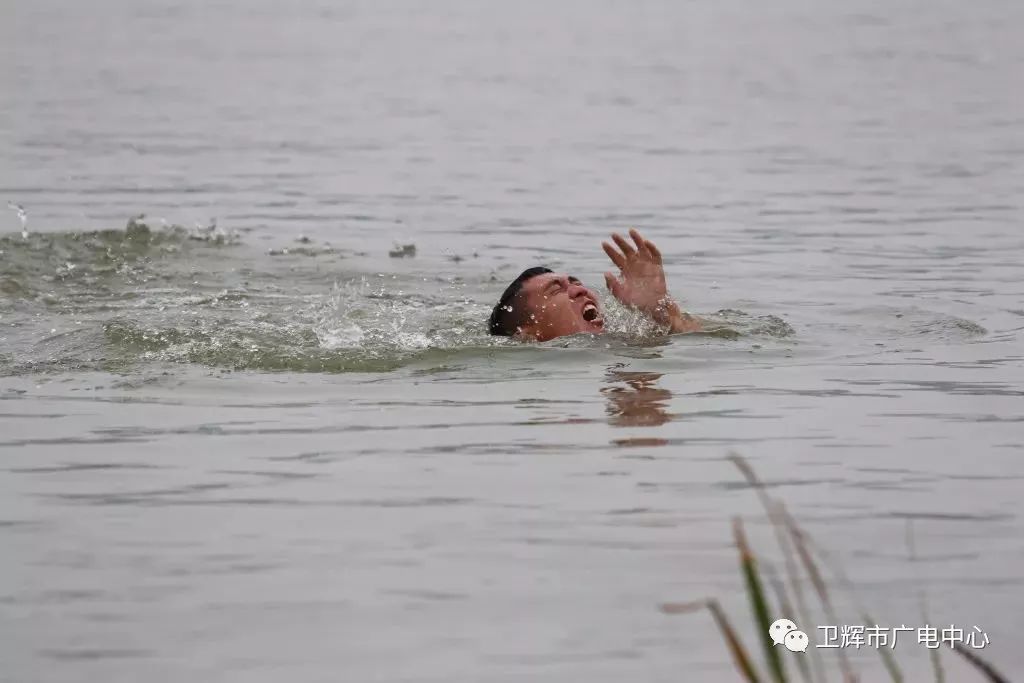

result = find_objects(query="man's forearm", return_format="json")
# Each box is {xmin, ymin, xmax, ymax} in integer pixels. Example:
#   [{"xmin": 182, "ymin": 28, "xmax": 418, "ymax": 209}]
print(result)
[
  {"xmin": 667, "ymin": 309, "xmax": 702, "ymax": 334},
  {"xmin": 651, "ymin": 298, "xmax": 702, "ymax": 334}
]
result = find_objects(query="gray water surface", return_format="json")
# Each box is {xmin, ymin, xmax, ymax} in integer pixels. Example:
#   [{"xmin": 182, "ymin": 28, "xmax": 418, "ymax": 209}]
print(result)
[{"xmin": 2, "ymin": 1, "xmax": 1023, "ymax": 681}]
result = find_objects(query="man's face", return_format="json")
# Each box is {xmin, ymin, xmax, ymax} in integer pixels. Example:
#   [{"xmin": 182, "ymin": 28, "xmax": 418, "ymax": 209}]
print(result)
[{"xmin": 515, "ymin": 272, "xmax": 605, "ymax": 341}]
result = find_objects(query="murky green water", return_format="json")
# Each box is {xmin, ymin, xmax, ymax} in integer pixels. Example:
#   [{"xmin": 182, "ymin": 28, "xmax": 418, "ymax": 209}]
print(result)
[{"xmin": 2, "ymin": 1, "xmax": 1023, "ymax": 681}]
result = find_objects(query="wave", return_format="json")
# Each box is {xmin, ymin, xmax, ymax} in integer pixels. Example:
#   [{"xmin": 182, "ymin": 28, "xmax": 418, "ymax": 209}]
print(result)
[{"xmin": 0, "ymin": 217, "xmax": 800, "ymax": 377}]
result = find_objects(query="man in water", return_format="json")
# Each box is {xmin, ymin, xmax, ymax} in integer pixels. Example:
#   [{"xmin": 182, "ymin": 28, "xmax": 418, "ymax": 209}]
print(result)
[{"xmin": 488, "ymin": 228, "xmax": 702, "ymax": 341}]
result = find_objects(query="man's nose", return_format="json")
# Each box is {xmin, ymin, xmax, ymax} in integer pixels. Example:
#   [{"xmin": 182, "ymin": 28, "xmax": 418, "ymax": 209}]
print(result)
[{"xmin": 568, "ymin": 283, "xmax": 588, "ymax": 299}]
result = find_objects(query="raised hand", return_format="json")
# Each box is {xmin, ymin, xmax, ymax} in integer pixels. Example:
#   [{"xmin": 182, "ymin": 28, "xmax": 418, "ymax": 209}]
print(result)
[{"xmin": 602, "ymin": 228, "xmax": 701, "ymax": 333}]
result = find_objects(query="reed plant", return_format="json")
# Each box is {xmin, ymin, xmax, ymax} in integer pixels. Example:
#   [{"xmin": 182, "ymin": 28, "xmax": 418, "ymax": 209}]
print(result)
[{"xmin": 658, "ymin": 454, "xmax": 1009, "ymax": 683}]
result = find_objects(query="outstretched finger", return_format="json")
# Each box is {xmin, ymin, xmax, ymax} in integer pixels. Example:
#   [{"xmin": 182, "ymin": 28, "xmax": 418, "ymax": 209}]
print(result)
[
  {"xmin": 644, "ymin": 238, "xmax": 662, "ymax": 264},
  {"xmin": 629, "ymin": 228, "xmax": 650, "ymax": 257},
  {"xmin": 602, "ymin": 241, "xmax": 626, "ymax": 269},
  {"xmin": 611, "ymin": 232, "xmax": 636, "ymax": 258},
  {"xmin": 604, "ymin": 272, "xmax": 624, "ymax": 299}
]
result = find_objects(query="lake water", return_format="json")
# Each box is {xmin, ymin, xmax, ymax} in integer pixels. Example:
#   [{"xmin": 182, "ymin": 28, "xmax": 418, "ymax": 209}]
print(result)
[{"xmin": 1, "ymin": 1, "xmax": 1022, "ymax": 681}]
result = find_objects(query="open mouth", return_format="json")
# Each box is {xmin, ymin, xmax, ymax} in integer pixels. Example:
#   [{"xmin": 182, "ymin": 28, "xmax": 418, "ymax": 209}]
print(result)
[{"xmin": 582, "ymin": 302, "xmax": 602, "ymax": 325}]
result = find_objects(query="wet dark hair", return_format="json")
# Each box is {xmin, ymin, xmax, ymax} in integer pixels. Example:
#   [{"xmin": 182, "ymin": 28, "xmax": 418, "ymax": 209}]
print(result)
[{"xmin": 488, "ymin": 267, "xmax": 553, "ymax": 336}]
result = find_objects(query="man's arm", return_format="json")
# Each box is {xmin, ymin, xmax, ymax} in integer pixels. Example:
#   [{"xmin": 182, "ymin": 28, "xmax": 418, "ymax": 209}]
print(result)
[{"xmin": 601, "ymin": 228, "xmax": 702, "ymax": 334}]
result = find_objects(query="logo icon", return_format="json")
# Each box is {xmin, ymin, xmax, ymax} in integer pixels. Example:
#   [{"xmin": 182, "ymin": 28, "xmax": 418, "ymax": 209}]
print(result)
[
  {"xmin": 785, "ymin": 630, "xmax": 809, "ymax": 652},
  {"xmin": 769, "ymin": 618, "xmax": 808, "ymax": 653},
  {"xmin": 769, "ymin": 618, "xmax": 798, "ymax": 646}
]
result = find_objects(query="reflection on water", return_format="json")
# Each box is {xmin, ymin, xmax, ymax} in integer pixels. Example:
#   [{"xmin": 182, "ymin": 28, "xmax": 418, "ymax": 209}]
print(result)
[{"xmin": 603, "ymin": 369, "xmax": 672, "ymax": 446}]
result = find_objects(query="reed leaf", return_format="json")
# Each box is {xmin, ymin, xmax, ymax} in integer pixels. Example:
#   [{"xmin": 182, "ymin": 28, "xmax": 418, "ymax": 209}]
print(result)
[
  {"xmin": 798, "ymin": 537, "xmax": 903, "ymax": 683},
  {"xmin": 707, "ymin": 598, "xmax": 765, "ymax": 683},
  {"xmin": 734, "ymin": 517, "xmax": 786, "ymax": 683},
  {"xmin": 660, "ymin": 598, "xmax": 763, "ymax": 683},
  {"xmin": 764, "ymin": 563, "xmax": 814, "ymax": 683},
  {"xmin": 863, "ymin": 611, "xmax": 902, "ymax": 683},
  {"xmin": 729, "ymin": 454, "xmax": 826, "ymax": 682},
  {"xmin": 780, "ymin": 505, "xmax": 857, "ymax": 682},
  {"xmin": 950, "ymin": 642, "xmax": 1010, "ymax": 683}
]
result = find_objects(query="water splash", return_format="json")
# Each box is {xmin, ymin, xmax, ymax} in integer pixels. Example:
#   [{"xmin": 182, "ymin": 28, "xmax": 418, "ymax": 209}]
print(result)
[
  {"xmin": 599, "ymin": 297, "xmax": 672, "ymax": 338},
  {"xmin": 313, "ymin": 278, "xmax": 486, "ymax": 353},
  {"xmin": 7, "ymin": 202, "xmax": 28, "ymax": 239},
  {"xmin": 0, "ymin": 213, "xmax": 798, "ymax": 377},
  {"xmin": 709, "ymin": 309, "xmax": 795, "ymax": 338},
  {"xmin": 183, "ymin": 216, "xmax": 237, "ymax": 244}
]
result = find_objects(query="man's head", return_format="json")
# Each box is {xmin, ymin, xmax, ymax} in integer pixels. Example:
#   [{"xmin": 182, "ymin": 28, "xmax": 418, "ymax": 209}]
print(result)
[{"xmin": 489, "ymin": 267, "xmax": 605, "ymax": 341}]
